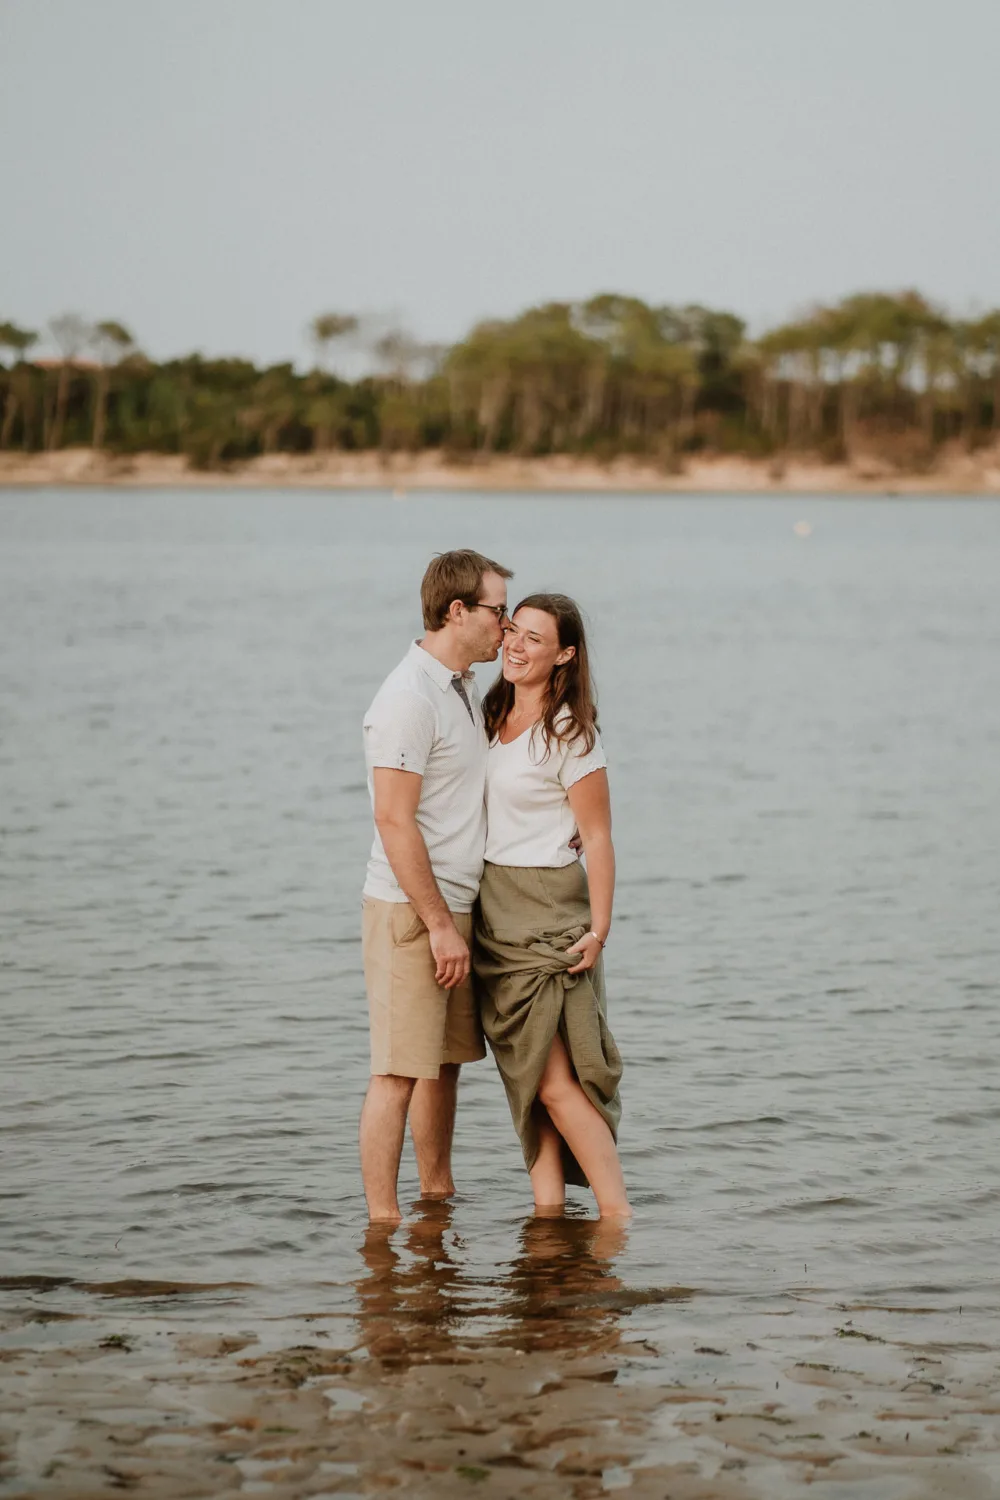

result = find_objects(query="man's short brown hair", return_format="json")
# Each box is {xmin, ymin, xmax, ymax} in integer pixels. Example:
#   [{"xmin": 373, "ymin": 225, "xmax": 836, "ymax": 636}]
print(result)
[{"xmin": 421, "ymin": 549, "xmax": 513, "ymax": 631}]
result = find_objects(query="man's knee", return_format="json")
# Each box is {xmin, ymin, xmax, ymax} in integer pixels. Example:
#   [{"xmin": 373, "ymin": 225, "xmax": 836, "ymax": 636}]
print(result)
[{"xmin": 367, "ymin": 1073, "xmax": 417, "ymax": 1104}]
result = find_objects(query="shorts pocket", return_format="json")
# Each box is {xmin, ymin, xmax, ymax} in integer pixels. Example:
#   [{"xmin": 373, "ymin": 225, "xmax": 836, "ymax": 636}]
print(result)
[{"xmin": 391, "ymin": 904, "xmax": 427, "ymax": 946}]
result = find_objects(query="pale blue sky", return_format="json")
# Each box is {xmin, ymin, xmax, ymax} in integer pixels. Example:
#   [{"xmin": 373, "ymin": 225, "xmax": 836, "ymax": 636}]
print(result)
[{"xmin": 2, "ymin": 0, "xmax": 998, "ymax": 365}]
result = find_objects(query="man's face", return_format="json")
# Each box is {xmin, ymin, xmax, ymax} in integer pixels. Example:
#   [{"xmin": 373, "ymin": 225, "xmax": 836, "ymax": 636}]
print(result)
[{"xmin": 462, "ymin": 570, "xmax": 510, "ymax": 663}]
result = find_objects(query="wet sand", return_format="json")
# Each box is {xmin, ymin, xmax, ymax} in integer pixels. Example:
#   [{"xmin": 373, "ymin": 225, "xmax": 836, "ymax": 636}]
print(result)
[
  {"xmin": 2, "ymin": 447, "xmax": 1000, "ymax": 493},
  {"xmin": 3, "ymin": 1217, "xmax": 1000, "ymax": 1499}
]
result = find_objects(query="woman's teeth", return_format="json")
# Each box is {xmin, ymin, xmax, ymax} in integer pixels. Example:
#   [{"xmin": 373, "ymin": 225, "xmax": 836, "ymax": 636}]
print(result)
[{"xmin": 507, "ymin": 654, "xmax": 527, "ymax": 666}]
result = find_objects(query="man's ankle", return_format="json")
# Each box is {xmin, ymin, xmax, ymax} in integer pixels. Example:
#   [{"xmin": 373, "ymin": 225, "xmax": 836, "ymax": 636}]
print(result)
[
  {"xmin": 367, "ymin": 1203, "xmax": 403, "ymax": 1223},
  {"xmin": 418, "ymin": 1178, "xmax": 455, "ymax": 1198}
]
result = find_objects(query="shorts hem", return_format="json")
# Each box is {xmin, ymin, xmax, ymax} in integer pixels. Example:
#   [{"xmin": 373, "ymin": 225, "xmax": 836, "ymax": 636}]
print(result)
[
  {"xmin": 442, "ymin": 1044, "xmax": 487, "ymax": 1065},
  {"xmin": 370, "ymin": 1061, "xmax": 442, "ymax": 1080}
]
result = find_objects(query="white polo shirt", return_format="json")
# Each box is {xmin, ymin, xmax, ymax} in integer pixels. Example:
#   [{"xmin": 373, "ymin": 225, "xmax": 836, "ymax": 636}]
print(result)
[{"xmin": 363, "ymin": 641, "xmax": 488, "ymax": 912}]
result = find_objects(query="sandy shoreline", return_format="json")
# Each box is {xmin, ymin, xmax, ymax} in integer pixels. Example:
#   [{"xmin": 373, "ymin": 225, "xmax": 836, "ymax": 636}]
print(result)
[
  {"xmin": 4, "ymin": 1246, "xmax": 1000, "ymax": 1499},
  {"xmin": 3, "ymin": 448, "xmax": 1000, "ymax": 494}
]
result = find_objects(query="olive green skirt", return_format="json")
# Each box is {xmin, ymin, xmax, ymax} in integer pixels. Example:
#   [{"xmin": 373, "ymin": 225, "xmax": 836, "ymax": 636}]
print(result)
[{"xmin": 473, "ymin": 861, "xmax": 623, "ymax": 1188}]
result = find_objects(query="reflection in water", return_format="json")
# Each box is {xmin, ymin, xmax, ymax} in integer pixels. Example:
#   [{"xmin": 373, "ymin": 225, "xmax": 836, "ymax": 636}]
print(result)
[
  {"xmin": 354, "ymin": 1203, "xmax": 630, "ymax": 1368},
  {"xmin": 355, "ymin": 1201, "xmax": 465, "ymax": 1366},
  {"xmin": 496, "ymin": 1213, "xmax": 629, "ymax": 1356}
]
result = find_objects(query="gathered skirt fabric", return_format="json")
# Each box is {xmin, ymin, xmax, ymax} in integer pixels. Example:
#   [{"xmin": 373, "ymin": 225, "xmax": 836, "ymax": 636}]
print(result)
[{"xmin": 473, "ymin": 861, "xmax": 623, "ymax": 1187}]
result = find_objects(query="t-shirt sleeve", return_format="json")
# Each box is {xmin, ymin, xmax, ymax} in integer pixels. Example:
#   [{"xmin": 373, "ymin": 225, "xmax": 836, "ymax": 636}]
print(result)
[
  {"xmin": 363, "ymin": 689, "xmax": 436, "ymax": 776},
  {"xmin": 558, "ymin": 728, "xmax": 608, "ymax": 790}
]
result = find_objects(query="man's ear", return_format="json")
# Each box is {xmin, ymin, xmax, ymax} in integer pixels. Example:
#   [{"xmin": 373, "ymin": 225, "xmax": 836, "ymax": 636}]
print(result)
[{"xmin": 447, "ymin": 598, "xmax": 466, "ymax": 625}]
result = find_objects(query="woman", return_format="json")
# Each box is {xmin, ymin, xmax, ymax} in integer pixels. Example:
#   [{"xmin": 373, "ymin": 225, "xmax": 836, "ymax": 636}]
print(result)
[{"xmin": 474, "ymin": 594, "xmax": 630, "ymax": 1218}]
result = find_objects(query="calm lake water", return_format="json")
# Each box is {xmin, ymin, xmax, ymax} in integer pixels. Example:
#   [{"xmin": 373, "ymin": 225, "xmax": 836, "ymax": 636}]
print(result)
[{"xmin": 2, "ymin": 487, "xmax": 999, "ymax": 1356}]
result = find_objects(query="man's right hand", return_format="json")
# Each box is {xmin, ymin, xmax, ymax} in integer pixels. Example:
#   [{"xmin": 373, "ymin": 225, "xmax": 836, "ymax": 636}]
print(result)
[{"xmin": 429, "ymin": 921, "xmax": 471, "ymax": 990}]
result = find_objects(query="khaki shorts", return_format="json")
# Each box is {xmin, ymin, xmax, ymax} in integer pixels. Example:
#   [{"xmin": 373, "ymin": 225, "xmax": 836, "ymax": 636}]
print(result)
[{"xmin": 362, "ymin": 898, "xmax": 486, "ymax": 1079}]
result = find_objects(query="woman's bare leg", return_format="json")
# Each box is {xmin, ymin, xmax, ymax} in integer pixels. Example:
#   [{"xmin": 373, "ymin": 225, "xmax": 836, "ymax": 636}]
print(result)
[
  {"xmin": 528, "ymin": 1104, "xmax": 565, "ymax": 1210},
  {"xmin": 536, "ymin": 1033, "xmax": 631, "ymax": 1218}
]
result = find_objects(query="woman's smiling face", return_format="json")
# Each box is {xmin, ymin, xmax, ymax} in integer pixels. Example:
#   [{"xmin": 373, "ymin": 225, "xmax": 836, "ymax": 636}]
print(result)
[{"xmin": 502, "ymin": 606, "xmax": 574, "ymax": 689}]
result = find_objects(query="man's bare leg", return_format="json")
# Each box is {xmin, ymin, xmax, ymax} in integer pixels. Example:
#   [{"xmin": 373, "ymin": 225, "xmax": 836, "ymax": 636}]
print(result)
[
  {"xmin": 360, "ymin": 1074, "xmax": 416, "ymax": 1221},
  {"xmin": 409, "ymin": 1063, "xmax": 459, "ymax": 1197}
]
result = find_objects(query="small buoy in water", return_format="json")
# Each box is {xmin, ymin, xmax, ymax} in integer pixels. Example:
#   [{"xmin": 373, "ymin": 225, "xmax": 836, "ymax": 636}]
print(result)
[
  {"xmin": 792, "ymin": 520, "xmax": 812, "ymax": 538},
  {"xmin": 393, "ymin": 487, "xmax": 408, "ymax": 501}
]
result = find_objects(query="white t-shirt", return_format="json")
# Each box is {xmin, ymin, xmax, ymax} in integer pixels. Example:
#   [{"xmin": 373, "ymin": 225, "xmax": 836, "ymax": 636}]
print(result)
[
  {"xmin": 484, "ymin": 714, "xmax": 607, "ymax": 867},
  {"xmin": 363, "ymin": 641, "xmax": 487, "ymax": 911}
]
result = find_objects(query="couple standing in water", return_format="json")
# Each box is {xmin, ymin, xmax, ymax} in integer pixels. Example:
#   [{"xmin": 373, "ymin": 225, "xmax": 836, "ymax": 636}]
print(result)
[{"xmin": 358, "ymin": 549, "xmax": 629, "ymax": 1223}]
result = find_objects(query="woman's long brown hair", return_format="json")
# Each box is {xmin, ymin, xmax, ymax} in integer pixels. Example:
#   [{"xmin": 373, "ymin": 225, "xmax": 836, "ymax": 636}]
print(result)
[{"xmin": 482, "ymin": 593, "xmax": 598, "ymax": 754}]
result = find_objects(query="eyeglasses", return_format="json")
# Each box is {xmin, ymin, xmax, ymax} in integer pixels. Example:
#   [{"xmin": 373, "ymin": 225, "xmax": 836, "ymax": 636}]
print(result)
[{"xmin": 468, "ymin": 601, "xmax": 510, "ymax": 623}]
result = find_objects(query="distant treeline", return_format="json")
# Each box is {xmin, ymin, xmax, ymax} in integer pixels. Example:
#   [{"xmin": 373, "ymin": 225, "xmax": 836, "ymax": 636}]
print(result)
[{"xmin": 2, "ymin": 293, "xmax": 1000, "ymax": 470}]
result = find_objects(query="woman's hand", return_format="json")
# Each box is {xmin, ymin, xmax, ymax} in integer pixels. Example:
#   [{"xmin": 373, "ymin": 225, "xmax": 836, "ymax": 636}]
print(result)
[{"xmin": 566, "ymin": 932, "xmax": 604, "ymax": 974}]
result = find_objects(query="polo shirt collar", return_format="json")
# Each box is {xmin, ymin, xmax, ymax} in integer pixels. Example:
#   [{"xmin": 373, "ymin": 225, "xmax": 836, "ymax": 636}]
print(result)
[{"xmin": 409, "ymin": 639, "xmax": 474, "ymax": 691}]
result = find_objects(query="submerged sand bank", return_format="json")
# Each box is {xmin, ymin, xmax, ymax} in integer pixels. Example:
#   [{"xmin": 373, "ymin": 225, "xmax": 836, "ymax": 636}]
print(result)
[{"xmin": 3, "ymin": 447, "xmax": 1000, "ymax": 493}]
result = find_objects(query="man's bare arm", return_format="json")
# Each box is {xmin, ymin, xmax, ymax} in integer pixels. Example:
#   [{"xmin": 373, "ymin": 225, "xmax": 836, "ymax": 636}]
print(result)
[{"xmin": 372, "ymin": 767, "xmax": 470, "ymax": 989}]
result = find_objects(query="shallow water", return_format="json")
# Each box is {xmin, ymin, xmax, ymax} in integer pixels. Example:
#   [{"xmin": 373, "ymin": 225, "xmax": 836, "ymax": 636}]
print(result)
[{"xmin": 2, "ymin": 488, "xmax": 1000, "ymax": 1377}]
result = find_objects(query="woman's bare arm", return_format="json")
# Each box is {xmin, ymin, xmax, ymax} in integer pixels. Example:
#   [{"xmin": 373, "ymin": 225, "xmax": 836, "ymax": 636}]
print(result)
[{"xmin": 565, "ymin": 768, "xmax": 614, "ymax": 974}]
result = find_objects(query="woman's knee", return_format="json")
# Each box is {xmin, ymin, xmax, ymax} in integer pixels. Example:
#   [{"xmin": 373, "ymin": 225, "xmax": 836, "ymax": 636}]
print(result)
[{"xmin": 537, "ymin": 1071, "xmax": 575, "ymax": 1114}]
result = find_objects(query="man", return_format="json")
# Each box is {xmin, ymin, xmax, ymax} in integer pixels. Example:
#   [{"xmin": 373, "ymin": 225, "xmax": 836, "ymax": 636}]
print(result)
[{"xmin": 359, "ymin": 549, "xmax": 513, "ymax": 1222}]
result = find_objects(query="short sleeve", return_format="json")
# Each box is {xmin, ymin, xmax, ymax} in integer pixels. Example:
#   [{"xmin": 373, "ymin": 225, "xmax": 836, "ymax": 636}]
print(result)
[
  {"xmin": 364, "ymin": 690, "xmax": 436, "ymax": 776},
  {"xmin": 558, "ymin": 728, "xmax": 608, "ymax": 791}
]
